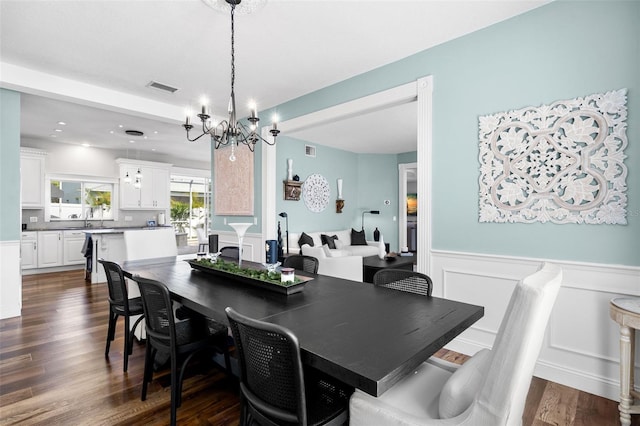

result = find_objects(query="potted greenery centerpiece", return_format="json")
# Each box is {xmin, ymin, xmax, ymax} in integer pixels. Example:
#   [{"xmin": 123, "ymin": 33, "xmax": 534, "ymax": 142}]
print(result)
[{"xmin": 188, "ymin": 257, "xmax": 311, "ymax": 295}]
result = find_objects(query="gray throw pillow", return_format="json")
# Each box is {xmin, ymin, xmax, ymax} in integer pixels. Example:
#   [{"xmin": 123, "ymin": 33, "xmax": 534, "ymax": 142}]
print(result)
[
  {"xmin": 350, "ymin": 229, "xmax": 367, "ymax": 246},
  {"xmin": 321, "ymin": 234, "xmax": 338, "ymax": 249},
  {"xmin": 298, "ymin": 232, "xmax": 314, "ymax": 247}
]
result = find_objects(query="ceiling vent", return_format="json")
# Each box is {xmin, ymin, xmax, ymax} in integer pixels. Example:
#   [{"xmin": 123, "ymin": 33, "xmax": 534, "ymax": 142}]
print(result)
[
  {"xmin": 305, "ymin": 145, "xmax": 316, "ymax": 157},
  {"xmin": 146, "ymin": 81, "xmax": 179, "ymax": 93},
  {"xmin": 125, "ymin": 130, "xmax": 144, "ymax": 137}
]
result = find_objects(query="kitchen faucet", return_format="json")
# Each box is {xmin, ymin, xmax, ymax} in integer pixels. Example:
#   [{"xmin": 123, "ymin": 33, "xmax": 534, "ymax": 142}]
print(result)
[{"xmin": 84, "ymin": 211, "xmax": 93, "ymax": 228}]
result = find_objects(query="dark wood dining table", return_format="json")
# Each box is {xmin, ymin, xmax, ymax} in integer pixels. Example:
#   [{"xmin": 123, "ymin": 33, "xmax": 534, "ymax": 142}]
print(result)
[{"xmin": 121, "ymin": 255, "xmax": 484, "ymax": 397}]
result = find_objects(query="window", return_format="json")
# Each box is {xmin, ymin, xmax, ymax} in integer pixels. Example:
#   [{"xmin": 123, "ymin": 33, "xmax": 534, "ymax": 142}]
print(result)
[
  {"xmin": 170, "ymin": 174, "xmax": 211, "ymax": 239},
  {"xmin": 46, "ymin": 175, "xmax": 117, "ymax": 222}
]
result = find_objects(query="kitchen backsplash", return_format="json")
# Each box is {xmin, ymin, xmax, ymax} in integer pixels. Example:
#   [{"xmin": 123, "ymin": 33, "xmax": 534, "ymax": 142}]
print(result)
[{"xmin": 21, "ymin": 209, "xmax": 167, "ymax": 231}]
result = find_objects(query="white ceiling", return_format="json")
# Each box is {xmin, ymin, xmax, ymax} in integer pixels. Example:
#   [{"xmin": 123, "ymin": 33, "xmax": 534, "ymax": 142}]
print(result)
[{"xmin": 0, "ymin": 0, "xmax": 548, "ymax": 161}]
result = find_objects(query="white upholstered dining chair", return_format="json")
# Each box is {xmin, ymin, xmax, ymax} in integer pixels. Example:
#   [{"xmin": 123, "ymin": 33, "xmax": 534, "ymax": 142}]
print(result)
[{"xmin": 349, "ymin": 262, "xmax": 562, "ymax": 426}]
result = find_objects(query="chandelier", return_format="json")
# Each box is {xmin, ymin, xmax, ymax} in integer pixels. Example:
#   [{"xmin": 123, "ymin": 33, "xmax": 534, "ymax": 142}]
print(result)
[{"xmin": 183, "ymin": 0, "xmax": 279, "ymax": 161}]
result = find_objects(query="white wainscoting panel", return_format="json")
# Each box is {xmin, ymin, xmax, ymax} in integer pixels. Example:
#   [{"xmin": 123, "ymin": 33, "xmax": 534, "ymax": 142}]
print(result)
[
  {"xmin": 1, "ymin": 240, "xmax": 21, "ymax": 319},
  {"xmin": 216, "ymin": 231, "xmax": 263, "ymax": 263},
  {"xmin": 431, "ymin": 250, "xmax": 640, "ymax": 401}
]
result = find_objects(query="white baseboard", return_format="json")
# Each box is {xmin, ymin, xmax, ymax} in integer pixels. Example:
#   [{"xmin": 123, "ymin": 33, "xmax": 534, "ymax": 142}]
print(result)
[
  {"xmin": 431, "ymin": 249, "xmax": 640, "ymax": 401},
  {"xmin": 22, "ymin": 265, "xmax": 84, "ymax": 275}
]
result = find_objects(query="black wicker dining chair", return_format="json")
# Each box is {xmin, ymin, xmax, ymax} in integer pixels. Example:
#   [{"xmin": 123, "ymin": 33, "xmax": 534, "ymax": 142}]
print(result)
[
  {"xmin": 99, "ymin": 259, "xmax": 145, "ymax": 372},
  {"xmin": 226, "ymin": 306, "xmax": 352, "ymax": 426},
  {"xmin": 372, "ymin": 269, "xmax": 433, "ymax": 296},
  {"xmin": 132, "ymin": 276, "xmax": 230, "ymax": 426},
  {"xmin": 282, "ymin": 254, "xmax": 319, "ymax": 275},
  {"xmin": 219, "ymin": 246, "xmax": 240, "ymax": 260}
]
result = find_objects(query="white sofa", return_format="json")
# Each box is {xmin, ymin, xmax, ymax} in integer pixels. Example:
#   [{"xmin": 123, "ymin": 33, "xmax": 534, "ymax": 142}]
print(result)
[{"xmin": 286, "ymin": 229, "xmax": 385, "ymax": 282}]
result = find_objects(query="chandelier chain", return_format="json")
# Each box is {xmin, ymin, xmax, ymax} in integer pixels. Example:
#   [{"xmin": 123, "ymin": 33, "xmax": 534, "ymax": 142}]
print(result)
[{"xmin": 230, "ymin": 3, "xmax": 235, "ymax": 98}]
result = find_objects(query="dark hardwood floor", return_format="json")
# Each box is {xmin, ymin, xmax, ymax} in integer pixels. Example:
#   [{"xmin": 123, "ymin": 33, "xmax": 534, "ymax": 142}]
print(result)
[{"xmin": 0, "ymin": 270, "xmax": 632, "ymax": 425}]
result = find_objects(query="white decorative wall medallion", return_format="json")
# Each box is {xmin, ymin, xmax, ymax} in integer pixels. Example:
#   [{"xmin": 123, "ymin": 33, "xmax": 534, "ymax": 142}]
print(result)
[
  {"xmin": 302, "ymin": 173, "xmax": 330, "ymax": 213},
  {"xmin": 478, "ymin": 89, "xmax": 628, "ymax": 224}
]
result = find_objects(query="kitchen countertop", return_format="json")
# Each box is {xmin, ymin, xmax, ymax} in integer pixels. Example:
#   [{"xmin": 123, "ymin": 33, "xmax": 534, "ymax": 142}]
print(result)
[
  {"xmin": 85, "ymin": 226, "xmax": 173, "ymax": 234},
  {"xmin": 23, "ymin": 225, "xmax": 173, "ymax": 233}
]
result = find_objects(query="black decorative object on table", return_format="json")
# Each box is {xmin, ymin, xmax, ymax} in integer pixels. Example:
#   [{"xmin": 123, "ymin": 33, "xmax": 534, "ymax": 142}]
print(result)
[
  {"xmin": 278, "ymin": 211, "xmax": 289, "ymax": 254},
  {"xmin": 374, "ymin": 227, "xmax": 380, "ymax": 242},
  {"xmin": 277, "ymin": 221, "xmax": 284, "ymax": 259}
]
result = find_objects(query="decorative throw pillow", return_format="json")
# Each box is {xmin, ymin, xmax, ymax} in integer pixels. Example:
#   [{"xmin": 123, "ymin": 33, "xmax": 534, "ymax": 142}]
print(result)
[
  {"xmin": 350, "ymin": 228, "xmax": 367, "ymax": 246},
  {"xmin": 298, "ymin": 232, "xmax": 314, "ymax": 248},
  {"xmin": 438, "ymin": 348, "xmax": 492, "ymax": 418},
  {"xmin": 334, "ymin": 239, "xmax": 347, "ymax": 250},
  {"xmin": 326, "ymin": 249, "xmax": 349, "ymax": 258},
  {"xmin": 321, "ymin": 234, "xmax": 338, "ymax": 249}
]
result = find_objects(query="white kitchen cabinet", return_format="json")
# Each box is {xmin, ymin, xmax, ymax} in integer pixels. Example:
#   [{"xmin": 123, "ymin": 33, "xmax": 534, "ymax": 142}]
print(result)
[
  {"xmin": 20, "ymin": 232, "xmax": 38, "ymax": 269},
  {"xmin": 140, "ymin": 167, "xmax": 170, "ymax": 209},
  {"xmin": 116, "ymin": 159, "xmax": 171, "ymax": 210},
  {"xmin": 63, "ymin": 230, "xmax": 87, "ymax": 265},
  {"xmin": 20, "ymin": 150, "xmax": 46, "ymax": 208},
  {"xmin": 119, "ymin": 163, "xmax": 141, "ymax": 209},
  {"xmin": 37, "ymin": 231, "xmax": 63, "ymax": 268}
]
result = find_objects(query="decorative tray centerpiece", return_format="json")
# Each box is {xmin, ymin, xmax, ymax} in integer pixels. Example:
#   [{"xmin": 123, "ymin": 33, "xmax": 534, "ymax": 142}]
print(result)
[{"xmin": 186, "ymin": 257, "xmax": 312, "ymax": 295}]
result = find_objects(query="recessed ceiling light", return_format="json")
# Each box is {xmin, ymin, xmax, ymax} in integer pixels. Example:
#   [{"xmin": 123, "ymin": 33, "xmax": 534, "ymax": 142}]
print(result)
[
  {"xmin": 118, "ymin": 124, "xmax": 124, "ymax": 128},
  {"xmin": 129, "ymin": 140, "xmax": 135, "ymax": 144},
  {"xmin": 154, "ymin": 131, "xmax": 158, "ymax": 134},
  {"xmin": 152, "ymin": 148, "xmax": 156, "ymax": 151},
  {"xmin": 54, "ymin": 129, "xmax": 62, "ymax": 132},
  {"xmin": 109, "ymin": 130, "xmax": 114, "ymax": 134},
  {"xmin": 50, "ymin": 134, "xmax": 57, "ymax": 138},
  {"xmin": 57, "ymin": 121, "xmax": 67, "ymax": 126},
  {"xmin": 81, "ymin": 143, "xmax": 90, "ymax": 147}
]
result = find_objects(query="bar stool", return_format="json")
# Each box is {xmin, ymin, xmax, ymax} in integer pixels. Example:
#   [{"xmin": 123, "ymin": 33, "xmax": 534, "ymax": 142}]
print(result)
[{"xmin": 610, "ymin": 297, "xmax": 640, "ymax": 426}]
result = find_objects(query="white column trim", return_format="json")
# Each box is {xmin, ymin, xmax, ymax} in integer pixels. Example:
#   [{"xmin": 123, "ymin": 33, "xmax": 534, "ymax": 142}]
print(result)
[
  {"xmin": 261, "ymin": 129, "xmax": 277, "ymax": 263},
  {"xmin": 416, "ymin": 75, "xmax": 433, "ymax": 276}
]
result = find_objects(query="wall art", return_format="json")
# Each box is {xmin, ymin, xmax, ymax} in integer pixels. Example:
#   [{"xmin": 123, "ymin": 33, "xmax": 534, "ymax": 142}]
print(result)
[
  {"xmin": 478, "ymin": 89, "xmax": 628, "ymax": 224},
  {"xmin": 302, "ymin": 173, "xmax": 330, "ymax": 213},
  {"xmin": 214, "ymin": 145, "xmax": 254, "ymax": 215}
]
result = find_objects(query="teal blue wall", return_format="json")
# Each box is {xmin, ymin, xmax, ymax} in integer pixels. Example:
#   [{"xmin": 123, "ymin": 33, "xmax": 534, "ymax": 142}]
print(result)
[
  {"xmin": 357, "ymin": 154, "xmax": 398, "ymax": 244},
  {"xmin": 398, "ymin": 152, "xmax": 417, "ymax": 164},
  {"xmin": 0, "ymin": 89, "xmax": 20, "ymax": 242},
  {"xmin": 263, "ymin": 1, "xmax": 640, "ymax": 266},
  {"xmin": 274, "ymin": 137, "xmax": 409, "ymax": 251},
  {"xmin": 275, "ymin": 136, "xmax": 360, "ymax": 233}
]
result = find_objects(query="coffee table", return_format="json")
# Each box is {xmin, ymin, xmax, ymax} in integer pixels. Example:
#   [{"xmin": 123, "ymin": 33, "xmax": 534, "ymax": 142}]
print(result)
[{"xmin": 362, "ymin": 254, "xmax": 414, "ymax": 283}]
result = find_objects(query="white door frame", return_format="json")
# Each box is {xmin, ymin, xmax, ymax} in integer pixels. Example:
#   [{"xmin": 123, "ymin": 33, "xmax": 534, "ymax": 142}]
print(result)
[
  {"xmin": 262, "ymin": 76, "xmax": 433, "ymax": 274},
  {"xmin": 398, "ymin": 162, "xmax": 417, "ymax": 252}
]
